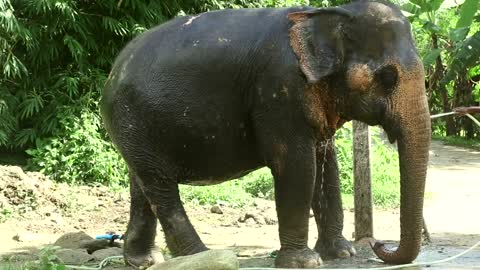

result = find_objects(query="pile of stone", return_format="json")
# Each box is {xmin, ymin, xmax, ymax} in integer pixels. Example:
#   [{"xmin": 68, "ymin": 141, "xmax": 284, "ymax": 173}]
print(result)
[{"xmin": 53, "ymin": 231, "xmax": 239, "ymax": 270}]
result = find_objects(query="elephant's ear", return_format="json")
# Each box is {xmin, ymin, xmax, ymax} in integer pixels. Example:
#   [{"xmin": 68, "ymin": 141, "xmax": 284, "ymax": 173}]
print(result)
[{"xmin": 288, "ymin": 8, "xmax": 354, "ymax": 84}]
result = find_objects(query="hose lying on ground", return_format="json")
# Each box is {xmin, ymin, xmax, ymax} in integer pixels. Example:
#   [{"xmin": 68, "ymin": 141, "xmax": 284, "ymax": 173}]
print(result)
[
  {"xmin": 65, "ymin": 110, "xmax": 480, "ymax": 270},
  {"xmin": 64, "ymin": 238, "xmax": 480, "ymax": 270}
]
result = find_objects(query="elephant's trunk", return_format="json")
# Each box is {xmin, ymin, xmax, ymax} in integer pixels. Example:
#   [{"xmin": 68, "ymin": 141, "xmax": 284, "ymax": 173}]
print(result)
[{"xmin": 373, "ymin": 66, "xmax": 431, "ymax": 264}]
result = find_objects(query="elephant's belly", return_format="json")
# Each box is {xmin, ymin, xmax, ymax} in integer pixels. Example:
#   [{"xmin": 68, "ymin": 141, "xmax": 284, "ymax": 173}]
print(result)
[
  {"xmin": 168, "ymin": 129, "xmax": 264, "ymax": 184},
  {"xmin": 179, "ymin": 167, "xmax": 260, "ymax": 186}
]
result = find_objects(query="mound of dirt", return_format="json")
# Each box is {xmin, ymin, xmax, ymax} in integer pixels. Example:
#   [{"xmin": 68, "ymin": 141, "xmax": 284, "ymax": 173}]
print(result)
[{"xmin": 0, "ymin": 165, "xmax": 72, "ymax": 219}]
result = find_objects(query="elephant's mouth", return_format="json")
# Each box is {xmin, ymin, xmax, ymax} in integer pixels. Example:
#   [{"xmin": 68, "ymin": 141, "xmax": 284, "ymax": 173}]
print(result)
[{"xmin": 381, "ymin": 119, "xmax": 401, "ymax": 144}]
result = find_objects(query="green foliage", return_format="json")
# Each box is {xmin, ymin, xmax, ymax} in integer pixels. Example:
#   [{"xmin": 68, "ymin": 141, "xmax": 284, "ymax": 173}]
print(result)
[
  {"xmin": 403, "ymin": 0, "xmax": 480, "ymax": 138},
  {"xmin": 0, "ymin": 0, "xmax": 171, "ymax": 150},
  {"xmin": 180, "ymin": 180, "xmax": 254, "ymax": 207},
  {"xmin": 432, "ymin": 134, "xmax": 480, "ymax": 150},
  {"xmin": 240, "ymin": 168, "xmax": 275, "ymax": 199},
  {"xmin": 456, "ymin": 0, "xmax": 479, "ymax": 29},
  {"xmin": 0, "ymin": 207, "xmax": 13, "ymax": 223},
  {"xmin": 1, "ymin": 246, "xmax": 65, "ymax": 270},
  {"xmin": 180, "ymin": 168, "xmax": 274, "ymax": 207},
  {"xmin": 26, "ymin": 104, "xmax": 128, "ymax": 186},
  {"xmin": 3, "ymin": 0, "xmax": 468, "ymax": 207}
]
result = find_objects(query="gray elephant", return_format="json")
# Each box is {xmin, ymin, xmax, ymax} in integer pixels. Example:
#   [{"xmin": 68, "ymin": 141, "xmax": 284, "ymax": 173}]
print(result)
[{"xmin": 100, "ymin": 1, "xmax": 431, "ymax": 268}]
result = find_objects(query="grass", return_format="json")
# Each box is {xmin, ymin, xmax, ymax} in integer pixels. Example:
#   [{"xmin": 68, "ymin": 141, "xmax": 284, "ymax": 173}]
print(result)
[
  {"xmin": 1, "ymin": 246, "xmax": 65, "ymax": 270},
  {"xmin": 180, "ymin": 179, "xmax": 254, "ymax": 207},
  {"xmin": 179, "ymin": 167, "xmax": 274, "ymax": 207},
  {"xmin": 432, "ymin": 134, "xmax": 480, "ymax": 150}
]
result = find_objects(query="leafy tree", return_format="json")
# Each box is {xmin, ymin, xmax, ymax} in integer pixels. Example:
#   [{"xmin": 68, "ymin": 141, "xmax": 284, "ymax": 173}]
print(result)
[
  {"xmin": 0, "ymin": 0, "xmax": 175, "ymax": 150},
  {"xmin": 401, "ymin": 0, "xmax": 480, "ymax": 137},
  {"xmin": 2, "ymin": 0, "xmax": 477, "ymax": 186},
  {"xmin": 1, "ymin": 0, "xmax": 328, "ymax": 184}
]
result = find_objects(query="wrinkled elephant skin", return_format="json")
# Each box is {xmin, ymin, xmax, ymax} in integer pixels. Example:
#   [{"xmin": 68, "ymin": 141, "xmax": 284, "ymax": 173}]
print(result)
[{"xmin": 101, "ymin": 1, "xmax": 430, "ymax": 268}]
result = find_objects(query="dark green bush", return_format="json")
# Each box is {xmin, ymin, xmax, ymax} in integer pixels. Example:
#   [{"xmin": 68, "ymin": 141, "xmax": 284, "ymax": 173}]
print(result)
[
  {"xmin": 240, "ymin": 168, "xmax": 275, "ymax": 199},
  {"xmin": 26, "ymin": 103, "xmax": 128, "ymax": 186}
]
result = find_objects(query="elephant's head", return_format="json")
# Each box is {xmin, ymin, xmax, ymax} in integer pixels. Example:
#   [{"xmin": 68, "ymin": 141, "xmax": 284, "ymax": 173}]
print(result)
[{"xmin": 288, "ymin": 1, "xmax": 431, "ymax": 264}]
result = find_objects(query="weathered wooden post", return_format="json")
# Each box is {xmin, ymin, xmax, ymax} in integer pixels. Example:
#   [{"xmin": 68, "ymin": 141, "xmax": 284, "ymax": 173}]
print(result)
[{"xmin": 353, "ymin": 121, "xmax": 373, "ymax": 240}]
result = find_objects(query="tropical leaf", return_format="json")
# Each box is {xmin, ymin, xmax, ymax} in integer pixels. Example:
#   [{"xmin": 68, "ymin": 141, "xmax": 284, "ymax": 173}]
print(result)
[
  {"xmin": 456, "ymin": 0, "xmax": 479, "ymax": 29},
  {"xmin": 422, "ymin": 20, "xmax": 443, "ymax": 34},
  {"xmin": 430, "ymin": 0, "xmax": 445, "ymax": 11},
  {"xmin": 14, "ymin": 128, "xmax": 37, "ymax": 147},
  {"xmin": 63, "ymin": 35, "xmax": 84, "ymax": 62},
  {"xmin": 450, "ymin": 27, "xmax": 470, "ymax": 42},
  {"xmin": 423, "ymin": 48, "xmax": 442, "ymax": 68},
  {"xmin": 19, "ymin": 93, "xmax": 44, "ymax": 120},
  {"xmin": 2, "ymin": 52, "xmax": 28, "ymax": 78},
  {"xmin": 468, "ymin": 65, "xmax": 480, "ymax": 78},
  {"xmin": 401, "ymin": 2, "xmax": 423, "ymax": 16},
  {"xmin": 442, "ymin": 30, "xmax": 480, "ymax": 84}
]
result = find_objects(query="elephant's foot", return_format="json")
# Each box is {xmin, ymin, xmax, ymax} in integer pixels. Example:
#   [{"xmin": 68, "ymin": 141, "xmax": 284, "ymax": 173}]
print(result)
[
  {"xmin": 315, "ymin": 236, "xmax": 356, "ymax": 260},
  {"xmin": 124, "ymin": 252, "xmax": 155, "ymax": 269},
  {"xmin": 275, "ymin": 248, "xmax": 322, "ymax": 268}
]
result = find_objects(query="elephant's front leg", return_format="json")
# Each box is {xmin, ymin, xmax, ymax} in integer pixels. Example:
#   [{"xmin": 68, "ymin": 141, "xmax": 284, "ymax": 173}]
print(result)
[
  {"xmin": 312, "ymin": 139, "xmax": 356, "ymax": 259},
  {"xmin": 267, "ymin": 137, "xmax": 322, "ymax": 268}
]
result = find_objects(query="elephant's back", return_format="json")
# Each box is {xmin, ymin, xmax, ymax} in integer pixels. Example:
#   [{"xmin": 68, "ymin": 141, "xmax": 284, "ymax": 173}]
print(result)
[
  {"xmin": 99, "ymin": 7, "xmax": 307, "ymax": 180},
  {"xmin": 101, "ymin": 7, "xmax": 305, "ymax": 128}
]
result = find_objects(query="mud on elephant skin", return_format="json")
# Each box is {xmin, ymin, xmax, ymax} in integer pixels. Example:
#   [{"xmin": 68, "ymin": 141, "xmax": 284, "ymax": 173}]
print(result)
[{"xmin": 100, "ymin": 1, "xmax": 430, "ymax": 268}]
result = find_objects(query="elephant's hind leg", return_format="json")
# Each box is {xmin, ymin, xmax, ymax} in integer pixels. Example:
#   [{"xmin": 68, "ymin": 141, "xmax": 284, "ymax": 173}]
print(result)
[
  {"xmin": 312, "ymin": 139, "xmax": 356, "ymax": 259},
  {"xmin": 133, "ymin": 164, "xmax": 208, "ymax": 257},
  {"xmin": 124, "ymin": 171, "xmax": 157, "ymax": 268}
]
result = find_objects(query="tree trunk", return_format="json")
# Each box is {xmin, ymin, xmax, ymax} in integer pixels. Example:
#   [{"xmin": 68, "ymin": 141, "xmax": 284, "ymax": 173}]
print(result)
[
  {"xmin": 453, "ymin": 72, "xmax": 474, "ymax": 138},
  {"xmin": 429, "ymin": 33, "xmax": 455, "ymax": 136}
]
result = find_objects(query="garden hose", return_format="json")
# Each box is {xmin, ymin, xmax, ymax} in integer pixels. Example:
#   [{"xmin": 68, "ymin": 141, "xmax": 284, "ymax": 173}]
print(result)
[
  {"xmin": 65, "ymin": 256, "xmax": 124, "ymax": 270},
  {"xmin": 65, "ymin": 110, "xmax": 480, "ymax": 270},
  {"xmin": 431, "ymin": 111, "xmax": 480, "ymax": 129},
  {"xmin": 240, "ymin": 238, "xmax": 480, "ymax": 270},
  {"xmin": 464, "ymin": 113, "xmax": 480, "ymax": 128},
  {"xmin": 63, "ymin": 238, "xmax": 480, "ymax": 270}
]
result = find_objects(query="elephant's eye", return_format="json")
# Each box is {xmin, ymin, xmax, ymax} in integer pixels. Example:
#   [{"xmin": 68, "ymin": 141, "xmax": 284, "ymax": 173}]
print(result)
[{"xmin": 376, "ymin": 65, "xmax": 398, "ymax": 93}]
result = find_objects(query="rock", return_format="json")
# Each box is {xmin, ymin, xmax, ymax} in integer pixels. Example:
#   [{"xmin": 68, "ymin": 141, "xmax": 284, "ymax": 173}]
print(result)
[
  {"xmin": 210, "ymin": 205, "xmax": 223, "ymax": 214},
  {"xmin": 263, "ymin": 216, "xmax": 277, "ymax": 225},
  {"xmin": 245, "ymin": 218, "xmax": 256, "ymax": 226},
  {"xmin": 81, "ymin": 239, "xmax": 114, "ymax": 253},
  {"xmin": 51, "ymin": 215, "xmax": 63, "ymax": 225},
  {"xmin": 113, "ymin": 217, "xmax": 126, "ymax": 224},
  {"xmin": 148, "ymin": 250, "xmax": 238, "ymax": 270},
  {"xmin": 241, "ymin": 212, "xmax": 265, "ymax": 225},
  {"xmin": 92, "ymin": 247, "xmax": 123, "ymax": 261},
  {"xmin": 56, "ymin": 249, "xmax": 94, "ymax": 265},
  {"xmin": 12, "ymin": 232, "xmax": 40, "ymax": 242},
  {"xmin": 54, "ymin": 231, "xmax": 93, "ymax": 249},
  {"xmin": 2, "ymin": 252, "xmax": 38, "ymax": 262},
  {"xmin": 244, "ymin": 212, "xmax": 258, "ymax": 220},
  {"xmin": 53, "ymin": 231, "xmax": 111, "ymax": 253},
  {"xmin": 152, "ymin": 249, "xmax": 166, "ymax": 264}
]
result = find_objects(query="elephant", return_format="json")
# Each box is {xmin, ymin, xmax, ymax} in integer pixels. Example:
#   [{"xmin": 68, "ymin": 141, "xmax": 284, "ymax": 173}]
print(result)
[{"xmin": 100, "ymin": 0, "xmax": 431, "ymax": 268}]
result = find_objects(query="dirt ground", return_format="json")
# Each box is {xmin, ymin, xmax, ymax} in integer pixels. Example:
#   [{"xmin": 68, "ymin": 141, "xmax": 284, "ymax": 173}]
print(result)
[{"xmin": 0, "ymin": 140, "xmax": 479, "ymax": 269}]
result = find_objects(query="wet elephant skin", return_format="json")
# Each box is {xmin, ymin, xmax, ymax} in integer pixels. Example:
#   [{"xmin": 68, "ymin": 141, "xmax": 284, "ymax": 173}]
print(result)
[{"xmin": 101, "ymin": 1, "xmax": 431, "ymax": 268}]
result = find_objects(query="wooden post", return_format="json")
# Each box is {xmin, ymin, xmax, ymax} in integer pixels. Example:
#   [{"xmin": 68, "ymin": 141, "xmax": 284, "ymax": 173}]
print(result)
[{"xmin": 353, "ymin": 121, "xmax": 373, "ymax": 240}]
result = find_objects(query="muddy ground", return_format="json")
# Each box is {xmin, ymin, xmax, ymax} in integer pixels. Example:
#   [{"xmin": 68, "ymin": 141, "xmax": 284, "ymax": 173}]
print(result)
[{"xmin": 0, "ymin": 140, "xmax": 479, "ymax": 269}]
